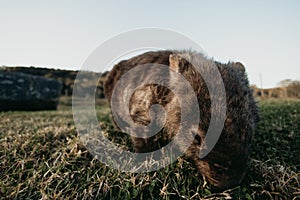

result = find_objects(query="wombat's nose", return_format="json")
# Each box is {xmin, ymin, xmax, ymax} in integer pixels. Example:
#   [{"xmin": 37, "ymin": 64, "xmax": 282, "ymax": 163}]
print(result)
[{"xmin": 147, "ymin": 104, "xmax": 166, "ymax": 135}]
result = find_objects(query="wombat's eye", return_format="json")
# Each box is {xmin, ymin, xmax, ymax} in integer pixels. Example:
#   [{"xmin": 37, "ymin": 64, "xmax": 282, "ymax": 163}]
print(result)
[{"xmin": 195, "ymin": 134, "xmax": 201, "ymax": 144}]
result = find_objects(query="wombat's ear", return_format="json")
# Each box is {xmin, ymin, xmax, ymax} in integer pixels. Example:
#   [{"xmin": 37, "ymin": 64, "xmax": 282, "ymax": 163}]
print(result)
[
  {"xmin": 232, "ymin": 62, "xmax": 245, "ymax": 73},
  {"xmin": 169, "ymin": 54, "xmax": 181, "ymax": 73}
]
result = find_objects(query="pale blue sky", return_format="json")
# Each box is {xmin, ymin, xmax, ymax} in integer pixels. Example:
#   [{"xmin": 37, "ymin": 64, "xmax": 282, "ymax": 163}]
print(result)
[{"xmin": 0, "ymin": 0, "xmax": 299, "ymax": 88}]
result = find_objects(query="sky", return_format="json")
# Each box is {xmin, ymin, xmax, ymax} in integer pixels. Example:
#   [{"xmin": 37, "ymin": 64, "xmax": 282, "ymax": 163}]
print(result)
[{"xmin": 0, "ymin": 0, "xmax": 299, "ymax": 88}]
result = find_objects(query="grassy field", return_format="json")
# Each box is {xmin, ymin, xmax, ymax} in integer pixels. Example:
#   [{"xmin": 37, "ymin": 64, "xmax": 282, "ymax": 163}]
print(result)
[{"xmin": 0, "ymin": 98, "xmax": 299, "ymax": 199}]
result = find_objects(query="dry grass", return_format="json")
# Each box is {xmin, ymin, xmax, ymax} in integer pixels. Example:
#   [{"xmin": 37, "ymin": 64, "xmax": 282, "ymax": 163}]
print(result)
[{"xmin": 0, "ymin": 98, "xmax": 299, "ymax": 199}]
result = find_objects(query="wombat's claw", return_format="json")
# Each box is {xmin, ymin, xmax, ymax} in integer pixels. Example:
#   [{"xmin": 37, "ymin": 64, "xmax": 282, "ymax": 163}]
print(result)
[{"xmin": 202, "ymin": 175, "xmax": 208, "ymax": 188}]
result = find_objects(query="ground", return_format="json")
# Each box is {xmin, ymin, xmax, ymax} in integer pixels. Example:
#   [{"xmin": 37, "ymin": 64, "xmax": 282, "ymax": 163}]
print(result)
[{"xmin": 0, "ymin": 98, "xmax": 299, "ymax": 199}]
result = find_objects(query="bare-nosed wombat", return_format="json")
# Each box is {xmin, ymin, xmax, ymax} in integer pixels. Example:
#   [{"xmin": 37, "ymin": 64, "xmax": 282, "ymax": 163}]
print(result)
[{"xmin": 104, "ymin": 50, "xmax": 260, "ymax": 189}]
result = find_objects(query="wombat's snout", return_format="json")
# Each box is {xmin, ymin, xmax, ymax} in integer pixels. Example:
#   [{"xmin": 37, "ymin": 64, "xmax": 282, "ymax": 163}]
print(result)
[
  {"xmin": 147, "ymin": 104, "xmax": 166, "ymax": 135},
  {"xmin": 198, "ymin": 157, "xmax": 248, "ymax": 189}
]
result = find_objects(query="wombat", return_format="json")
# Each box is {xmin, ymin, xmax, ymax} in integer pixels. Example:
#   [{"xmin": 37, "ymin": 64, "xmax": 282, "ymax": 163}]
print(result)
[{"xmin": 104, "ymin": 50, "xmax": 259, "ymax": 189}]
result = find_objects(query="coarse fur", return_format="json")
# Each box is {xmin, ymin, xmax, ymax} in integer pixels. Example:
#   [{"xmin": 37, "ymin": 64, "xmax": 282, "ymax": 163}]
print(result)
[{"xmin": 104, "ymin": 50, "xmax": 260, "ymax": 189}]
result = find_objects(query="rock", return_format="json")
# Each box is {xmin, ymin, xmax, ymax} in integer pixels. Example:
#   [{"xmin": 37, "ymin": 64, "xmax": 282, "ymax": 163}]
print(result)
[
  {"xmin": 1, "ymin": 66, "xmax": 108, "ymax": 98},
  {"xmin": 0, "ymin": 72, "xmax": 62, "ymax": 111}
]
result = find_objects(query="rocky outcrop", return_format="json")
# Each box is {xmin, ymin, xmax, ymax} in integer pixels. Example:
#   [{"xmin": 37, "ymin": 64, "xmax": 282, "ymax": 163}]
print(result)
[
  {"xmin": 0, "ymin": 72, "xmax": 62, "ymax": 111},
  {"xmin": 251, "ymin": 85, "xmax": 300, "ymax": 99},
  {"xmin": 1, "ymin": 66, "xmax": 107, "ymax": 98}
]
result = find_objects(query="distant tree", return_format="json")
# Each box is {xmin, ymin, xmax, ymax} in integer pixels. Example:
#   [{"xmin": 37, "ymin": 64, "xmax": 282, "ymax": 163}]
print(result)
[
  {"xmin": 278, "ymin": 79, "xmax": 300, "ymax": 98},
  {"xmin": 287, "ymin": 80, "xmax": 300, "ymax": 98},
  {"xmin": 277, "ymin": 79, "xmax": 293, "ymax": 87}
]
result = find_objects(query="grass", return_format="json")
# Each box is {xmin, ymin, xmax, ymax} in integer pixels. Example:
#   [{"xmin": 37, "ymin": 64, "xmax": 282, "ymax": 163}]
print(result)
[{"xmin": 0, "ymin": 97, "xmax": 299, "ymax": 199}]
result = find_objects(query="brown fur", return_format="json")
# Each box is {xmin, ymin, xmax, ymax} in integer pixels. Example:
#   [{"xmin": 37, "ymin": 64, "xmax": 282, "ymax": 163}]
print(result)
[{"xmin": 104, "ymin": 50, "xmax": 259, "ymax": 189}]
